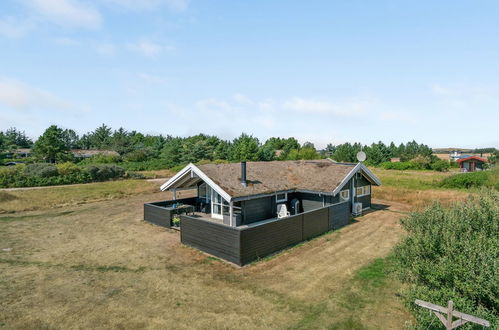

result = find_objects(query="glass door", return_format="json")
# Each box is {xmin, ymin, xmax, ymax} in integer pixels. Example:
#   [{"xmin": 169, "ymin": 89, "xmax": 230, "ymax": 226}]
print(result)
[{"xmin": 211, "ymin": 190, "xmax": 224, "ymax": 220}]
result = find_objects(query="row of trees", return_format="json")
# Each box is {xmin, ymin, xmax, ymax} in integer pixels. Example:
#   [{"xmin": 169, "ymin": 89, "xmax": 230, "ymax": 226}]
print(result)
[
  {"xmin": 324, "ymin": 140, "xmax": 433, "ymax": 165},
  {"xmin": 2, "ymin": 124, "xmax": 493, "ymax": 168}
]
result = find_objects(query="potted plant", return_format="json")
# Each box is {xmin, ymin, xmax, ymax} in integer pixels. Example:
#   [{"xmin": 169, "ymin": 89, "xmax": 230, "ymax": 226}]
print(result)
[{"xmin": 172, "ymin": 215, "xmax": 181, "ymax": 227}]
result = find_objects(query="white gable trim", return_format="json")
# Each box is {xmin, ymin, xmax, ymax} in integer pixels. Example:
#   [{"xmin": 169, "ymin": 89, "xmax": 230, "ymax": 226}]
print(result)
[
  {"xmin": 160, "ymin": 163, "xmax": 232, "ymax": 202},
  {"xmin": 332, "ymin": 163, "xmax": 381, "ymax": 196}
]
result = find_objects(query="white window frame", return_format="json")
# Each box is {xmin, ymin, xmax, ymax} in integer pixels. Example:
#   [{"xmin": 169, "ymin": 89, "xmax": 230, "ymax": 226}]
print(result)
[
  {"xmin": 356, "ymin": 185, "xmax": 371, "ymax": 197},
  {"xmin": 339, "ymin": 189, "xmax": 350, "ymax": 202},
  {"xmin": 276, "ymin": 192, "xmax": 287, "ymax": 203}
]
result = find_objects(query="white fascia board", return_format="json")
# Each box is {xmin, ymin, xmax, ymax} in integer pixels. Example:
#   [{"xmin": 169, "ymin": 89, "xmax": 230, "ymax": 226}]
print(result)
[
  {"xmin": 360, "ymin": 163, "xmax": 382, "ymax": 186},
  {"xmin": 160, "ymin": 163, "xmax": 193, "ymax": 191},
  {"xmin": 332, "ymin": 163, "xmax": 382, "ymax": 196},
  {"xmin": 332, "ymin": 163, "xmax": 362, "ymax": 196},
  {"xmin": 160, "ymin": 163, "xmax": 232, "ymax": 202}
]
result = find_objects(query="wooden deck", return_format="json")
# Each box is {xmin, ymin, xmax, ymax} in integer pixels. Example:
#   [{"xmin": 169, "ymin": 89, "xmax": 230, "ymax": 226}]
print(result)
[{"xmin": 190, "ymin": 212, "xmax": 224, "ymax": 225}]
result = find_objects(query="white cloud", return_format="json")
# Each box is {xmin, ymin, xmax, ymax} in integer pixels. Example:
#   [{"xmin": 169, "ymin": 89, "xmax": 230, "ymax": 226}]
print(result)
[
  {"xmin": 101, "ymin": 0, "xmax": 189, "ymax": 12},
  {"xmin": 0, "ymin": 76, "xmax": 81, "ymax": 112},
  {"xmin": 27, "ymin": 0, "xmax": 102, "ymax": 29},
  {"xmin": 127, "ymin": 40, "xmax": 175, "ymax": 57},
  {"xmin": 282, "ymin": 97, "xmax": 369, "ymax": 117},
  {"xmin": 0, "ymin": 16, "xmax": 34, "ymax": 38}
]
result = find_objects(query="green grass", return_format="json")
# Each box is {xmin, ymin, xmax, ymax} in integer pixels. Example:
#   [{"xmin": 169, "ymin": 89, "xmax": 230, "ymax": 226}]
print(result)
[{"xmin": 355, "ymin": 257, "xmax": 391, "ymax": 288}]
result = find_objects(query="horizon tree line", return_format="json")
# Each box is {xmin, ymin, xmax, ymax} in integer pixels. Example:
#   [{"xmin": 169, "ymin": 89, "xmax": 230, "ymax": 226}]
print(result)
[{"xmin": 0, "ymin": 124, "xmax": 496, "ymax": 166}]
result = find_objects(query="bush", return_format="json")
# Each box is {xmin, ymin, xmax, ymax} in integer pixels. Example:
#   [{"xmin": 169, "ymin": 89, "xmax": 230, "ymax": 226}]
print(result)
[
  {"xmin": 120, "ymin": 159, "xmax": 169, "ymax": 171},
  {"xmin": 430, "ymin": 159, "xmax": 450, "ymax": 172},
  {"xmin": 78, "ymin": 154, "xmax": 121, "ymax": 165},
  {"xmin": 24, "ymin": 163, "xmax": 58, "ymax": 178},
  {"xmin": 440, "ymin": 171, "xmax": 489, "ymax": 189},
  {"xmin": 56, "ymin": 162, "xmax": 81, "ymax": 175},
  {"xmin": 83, "ymin": 164, "xmax": 125, "ymax": 181},
  {"xmin": 380, "ymin": 161, "xmax": 417, "ymax": 170},
  {"xmin": 123, "ymin": 149, "xmax": 154, "ymax": 162},
  {"xmin": 393, "ymin": 190, "xmax": 498, "ymax": 328}
]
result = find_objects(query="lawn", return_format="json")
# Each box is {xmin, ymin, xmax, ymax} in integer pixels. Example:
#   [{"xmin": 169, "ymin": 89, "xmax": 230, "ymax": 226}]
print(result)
[
  {"xmin": 371, "ymin": 168, "xmax": 471, "ymax": 209},
  {"xmin": 0, "ymin": 188, "xmax": 412, "ymax": 329},
  {"xmin": 0, "ymin": 167, "xmax": 479, "ymax": 328}
]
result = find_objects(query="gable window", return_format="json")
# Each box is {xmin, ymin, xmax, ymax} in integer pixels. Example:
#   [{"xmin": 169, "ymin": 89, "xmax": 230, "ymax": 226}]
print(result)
[
  {"xmin": 340, "ymin": 189, "xmax": 350, "ymax": 201},
  {"xmin": 276, "ymin": 192, "xmax": 287, "ymax": 203},
  {"xmin": 356, "ymin": 186, "xmax": 371, "ymax": 197}
]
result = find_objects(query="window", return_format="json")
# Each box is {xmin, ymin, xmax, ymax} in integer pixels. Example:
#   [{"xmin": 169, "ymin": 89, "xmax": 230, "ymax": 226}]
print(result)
[
  {"xmin": 276, "ymin": 192, "xmax": 287, "ymax": 203},
  {"xmin": 340, "ymin": 189, "xmax": 349, "ymax": 201},
  {"xmin": 356, "ymin": 186, "xmax": 371, "ymax": 196}
]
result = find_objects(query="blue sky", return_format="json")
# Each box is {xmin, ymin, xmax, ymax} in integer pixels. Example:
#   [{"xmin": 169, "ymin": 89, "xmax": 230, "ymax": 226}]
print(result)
[{"xmin": 0, "ymin": 0, "xmax": 498, "ymax": 148}]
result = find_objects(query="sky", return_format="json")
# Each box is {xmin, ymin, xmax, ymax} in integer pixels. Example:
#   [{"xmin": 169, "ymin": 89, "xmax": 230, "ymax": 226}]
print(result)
[{"xmin": 0, "ymin": 0, "xmax": 498, "ymax": 149}]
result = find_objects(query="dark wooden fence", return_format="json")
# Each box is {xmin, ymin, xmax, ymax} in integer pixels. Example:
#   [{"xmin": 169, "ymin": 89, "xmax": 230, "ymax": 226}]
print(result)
[
  {"xmin": 180, "ymin": 201, "xmax": 352, "ymax": 265},
  {"xmin": 144, "ymin": 197, "xmax": 198, "ymax": 228}
]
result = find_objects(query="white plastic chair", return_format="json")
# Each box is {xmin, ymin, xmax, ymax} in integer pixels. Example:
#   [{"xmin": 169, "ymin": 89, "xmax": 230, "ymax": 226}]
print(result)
[{"xmin": 277, "ymin": 204, "xmax": 290, "ymax": 218}]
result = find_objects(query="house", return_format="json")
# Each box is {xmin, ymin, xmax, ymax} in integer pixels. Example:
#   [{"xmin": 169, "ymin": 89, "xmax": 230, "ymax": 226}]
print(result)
[
  {"xmin": 457, "ymin": 155, "xmax": 486, "ymax": 172},
  {"xmin": 144, "ymin": 160, "xmax": 381, "ymax": 265}
]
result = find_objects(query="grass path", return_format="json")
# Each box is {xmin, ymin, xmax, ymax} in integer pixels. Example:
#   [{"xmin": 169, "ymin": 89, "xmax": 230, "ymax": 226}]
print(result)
[{"xmin": 0, "ymin": 192, "xmax": 410, "ymax": 329}]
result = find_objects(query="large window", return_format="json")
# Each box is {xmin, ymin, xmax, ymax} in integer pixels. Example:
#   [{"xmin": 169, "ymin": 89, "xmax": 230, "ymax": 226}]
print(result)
[
  {"xmin": 211, "ymin": 189, "xmax": 228, "ymax": 220},
  {"xmin": 356, "ymin": 186, "xmax": 371, "ymax": 196}
]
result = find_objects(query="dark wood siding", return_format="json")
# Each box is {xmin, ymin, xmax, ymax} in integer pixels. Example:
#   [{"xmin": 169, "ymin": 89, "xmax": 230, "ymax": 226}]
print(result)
[
  {"xmin": 242, "ymin": 196, "xmax": 274, "ymax": 224},
  {"xmin": 302, "ymin": 207, "xmax": 329, "ymax": 240},
  {"xmin": 357, "ymin": 194, "xmax": 371, "ymax": 208},
  {"xmin": 297, "ymin": 192, "xmax": 324, "ymax": 211},
  {"xmin": 180, "ymin": 216, "xmax": 241, "ymax": 265},
  {"xmin": 239, "ymin": 214, "xmax": 303, "ymax": 264},
  {"xmin": 144, "ymin": 203, "xmax": 171, "ymax": 228},
  {"xmin": 328, "ymin": 202, "xmax": 351, "ymax": 230},
  {"xmin": 143, "ymin": 197, "xmax": 199, "ymax": 228}
]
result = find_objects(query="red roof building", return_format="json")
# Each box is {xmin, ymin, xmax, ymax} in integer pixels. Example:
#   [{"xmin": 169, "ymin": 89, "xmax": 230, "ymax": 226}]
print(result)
[{"xmin": 457, "ymin": 156, "xmax": 487, "ymax": 172}]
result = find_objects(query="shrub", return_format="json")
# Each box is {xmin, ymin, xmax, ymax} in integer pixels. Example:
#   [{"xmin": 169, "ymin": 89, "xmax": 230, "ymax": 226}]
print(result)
[
  {"xmin": 123, "ymin": 149, "xmax": 154, "ymax": 162},
  {"xmin": 430, "ymin": 159, "xmax": 450, "ymax": 172},
  {"xmin": 0, "ymin": 165, "xmax": 25, "ymax": 187},
  {"xmin": 120, "ymin": 159, "xmax": 169, "ymax": 171},
  {"xmin": 83, "ymin": 164, "xmax": 125, "ymax": 181},
  {"xmin": 78, "ymin": 154, "xmax": 121, "ymax": 165},
  {"xmin": 56, "ymin": 162, "xmax": 81, "ymax": 175},
  {"xmin": 393, "ymin": 190, "xmax": 498, "ymax": 328},
  {"xmin": 380, "ymin": 161, "xmax": 417, "ymax": 170},
  {"xmin": 440, "ymin": 171, "xmax": 489, "ymax": 189},
  {"xmin": 24, "ymin": 163, "xmax": 58, "ymax": 178}
]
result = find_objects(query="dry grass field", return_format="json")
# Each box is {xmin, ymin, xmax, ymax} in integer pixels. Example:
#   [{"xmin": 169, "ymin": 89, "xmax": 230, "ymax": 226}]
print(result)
[
  {"xmin": 1, "ymin": 186, "xmax": 412, "ymax": 329},
  {"xmin": 0, "ymin": 168, "xmax": 472, "ymax": 329}
]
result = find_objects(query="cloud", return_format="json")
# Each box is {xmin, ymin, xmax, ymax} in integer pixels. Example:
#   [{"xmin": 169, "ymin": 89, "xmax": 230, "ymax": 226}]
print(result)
[
  {"xmin": 101, "ymin": 0, "xmax": 189, "ymax": 12},
  {"xmin": 127, "ymin": 40, "xmax": 175, "ymax": 57},
  {"xmin": 27, "ymin": 0, "xmax": 102, "ymax": 29},
  {"xmin": 0, "ymin": 16, "xmax": 35, "ymax": 38},
  {"xmin": 430, "ymin": 83, "xmax": 499, "ymax": 109},
  {"xmin": 0, "ymin": 76, "xmax": 82, "ymax": 112},
  {"xmin": 282, "ymin": 97, "xmax": 369, "ymax": 117}
]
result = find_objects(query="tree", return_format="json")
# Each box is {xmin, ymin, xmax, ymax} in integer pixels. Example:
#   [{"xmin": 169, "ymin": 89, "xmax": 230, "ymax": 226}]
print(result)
[
  {"xmin": 257, "ymin": 144, "xmax": 276, "ymax": 161},
  {"xmin": 89, "ymin": 124, "xmax": 112, "ymax": 149},
  {"xmin": 365, "ymin": 141, "xmax": 391, "ymax": 165},
  {"xmin": 32, "ymin": 125, "xmax": 70, "ymax": 163},
  {"xmin": 61, "ymin": 129, "xmax": 80, "ymax": 149},
  {"xmin": 111, "ymin": 128, "xmax": 133, "ymax": 155},
  {"xmin": 3, "ymin": 127, "xmax": 33, "ymax": 149},
  {"xmin": 229, "ymin": 133, "xmax": 260, "ymax": 161},
  {"xmin": 332, "ymin": 142, "xmax": 361, "ymax": 162},
  {"xmin": 160, "ymin": 136, "xmax": 183, "ymax": 168}
]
